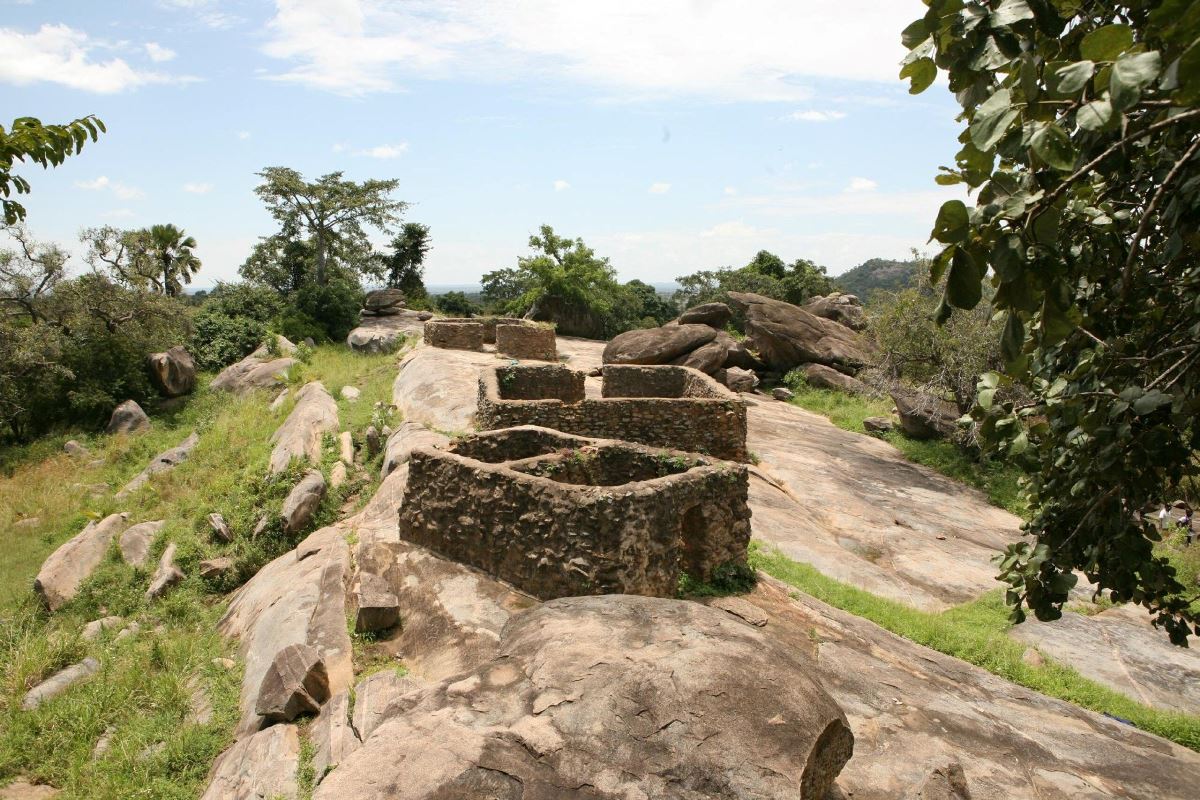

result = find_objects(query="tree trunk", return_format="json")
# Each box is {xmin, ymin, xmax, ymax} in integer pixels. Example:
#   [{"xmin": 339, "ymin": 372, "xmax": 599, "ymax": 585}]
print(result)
[{"xmin": 316, "ymin": 231, "xmax": 328, "ymax": 286}]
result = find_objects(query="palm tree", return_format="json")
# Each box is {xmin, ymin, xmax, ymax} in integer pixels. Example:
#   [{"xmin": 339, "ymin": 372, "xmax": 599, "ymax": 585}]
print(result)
[{"xmin": 146, "ymin": 224, "xmax": 201, "ymax": 296}]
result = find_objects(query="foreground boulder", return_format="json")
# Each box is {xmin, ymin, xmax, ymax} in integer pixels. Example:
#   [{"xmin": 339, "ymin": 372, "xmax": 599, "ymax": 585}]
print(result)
[
  {"xmin": 255, "ymin": 643, "xmax": 330, "ymax": 723},
  {"xmin": 315, "ymin": 595, "xmax": 853, "ymax": 799},
  {"xmin": 727, "ymin": 291, "xmax": 872, "ymax": 373},
  {"xmin": 35, "ymin": 513, "xmax": 129, "ymax": 611},
  {"xmin": 106, "ymin": 400, "xmax": 150, "ymax": 435},
  {"xmin": 148, "ymin": 346, "xmax": 197, "ymax": 397},
  {"xmin": 346, "ymin": 310, "xmax": 425, "ymax": 354},
  {"xmin": 22, "ymin": 658, "xmax": 100, "ymax": 710},
  {"xmin": 118, "ymin": 520, "xmax": 165, "ymax": 567},
  {"xmin": 268, "ymin": 382, "xmax": 339, "ymax": 475},
  {"xmin": 116, "ymin": 432, "xmax": 200, "ymax": 497},
  {"xmin": 803, "ymin": 292, "xmax": 866, "ymax": 331},
  {"xmin": 211, "ymin": 337, "xmax": 298, "ymax": 394},
  {"xmin": 603, "ymin": 323, "xmax": 717, "ymax": 365},
  {"xmin": 892, "ymin": 391, "xmax": 960, "ymax": 440},
  {"xmin": 200, "ymin": 724, "xmax": 299, "ymax": 800}
]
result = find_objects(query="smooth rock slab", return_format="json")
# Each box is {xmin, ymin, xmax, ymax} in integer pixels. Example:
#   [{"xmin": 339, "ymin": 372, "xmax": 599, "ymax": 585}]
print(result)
[
  {"xmin": 316, "ymin": 595, "xmax": 852, "ymax": 800},
  {"xmin": 255, "ymin": 643, "xmax": 330, "ymax": 723},
  {"xmin": 35, "ymin": 512, "xmax": 129, "ymax": 611},
  {"xmin": 346, "ymin": 311, "xmax": 425, "ymax": 354},
  {"xmin": 22, "ymin": 658, "xmax": 100, "ymax": 710},
  {"xmin": 380, "ymin": 422, "xmax": 450, "ymax": 479},
  {"xmin": 678, "ymin": 301, "xmax": 733, "ymax": 329},
  {"xmin": 118, "ymin": 520, "xmax": 164, "ymax": 567},
  {"xmin": 200, "ymin": 724, "xmax": 299, "ymax": 800},
  {"xmin": 269, "ymin": 382, "xmax": 339, "ymax": 475},
  {"xmin": 106, "ymin": 400, "xmax": 150, "ymax": 435},
  {"xmin": 281, "ymin": 469, "xmax": 326, "ymax": 535},
  {"xmin": 311, "ymin": 691, "xmax": 359, "ymax": 783},
  {"xmin": 146, "ymin": 543, "xmax": 184, "ymax": 601},
  {"xmin": 116, "ymin": 432, "xmax": 200, "ymax": 497},
  {"xmin": 350, "ymin": 670, "xmax": 427, "ymax": 743},
  {"xmin": 211, "ymin": 336, "xmax": 298, "ymax": 394},
  {"xmin": 803, "ymin": 362, "xmax": 871, "ymax": 395}
]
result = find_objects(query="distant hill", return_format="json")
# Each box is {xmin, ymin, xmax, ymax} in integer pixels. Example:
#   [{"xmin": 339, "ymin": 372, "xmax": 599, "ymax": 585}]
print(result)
[{"xmin": 834, "ymin": 258, "xmax": 921, "ymax": 300}]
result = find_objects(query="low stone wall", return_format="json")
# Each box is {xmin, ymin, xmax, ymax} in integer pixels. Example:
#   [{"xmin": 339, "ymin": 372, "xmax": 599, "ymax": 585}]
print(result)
[
  {"xmin": 398, "ymin": 426, "xmax": 751, "ymax": 599},
  {"xmin": 436, "ymin": 316, "xmax": 524, "ymax": 344},
  {"xmin": 423, "ymin": 320, "xmax": 485, "ymax": 352},
  {"xmin": 477, "ymin": 364, "xmax": 748, "ymax": 461},
  {"xmin": 496, "ymin": 323, "xmax": 557, "ymax": 361}
]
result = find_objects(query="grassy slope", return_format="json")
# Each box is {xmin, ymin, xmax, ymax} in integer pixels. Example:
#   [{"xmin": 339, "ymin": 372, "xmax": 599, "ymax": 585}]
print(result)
[{"xmin": 0, "ymin": 345, "xmax": 399, "ymax": 799}]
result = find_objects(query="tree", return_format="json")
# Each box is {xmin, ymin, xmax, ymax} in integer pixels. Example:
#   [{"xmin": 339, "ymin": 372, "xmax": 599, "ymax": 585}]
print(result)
[
  {"xmin": 82, "ymin": 224, "xmax": 202, "ymax": 295},
  {"xmin": 1, "ymin": 115, "xmax": 105, "ymax": 224},
  {"xmin": 253, "ymin": 167, "xmax": 405, "ymax": 285},
  {"xmin": 239, "ymin": 221, "xmax": 316, "ymax": 296},
  {"xmin": 904, "ymin": 0, "xmax": 1200, "ymax": 642},
  {"xmin": 142, "ymin": 224, "xmax": 201, "ymax": 296},
  {"xmin": 0, "ymin": 225, "xmax": 67, "ymax": 323},
  {"xmin": 675, "ymin": 251, "xmax": 834, "ymax": 313},
  {"xmin": 380, "ymin": 222, "xmax": 431, "ymax": 299},
  {"xmin": 433, "ymin": 290, "xmax": 481, "ymax": 317}
]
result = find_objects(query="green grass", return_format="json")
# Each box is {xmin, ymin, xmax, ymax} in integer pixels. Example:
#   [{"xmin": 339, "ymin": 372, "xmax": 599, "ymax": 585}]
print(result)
[
  {"xmin": 750, "ymin": 541, "xmax": 1200, "ymax": 751},
  {"xmin": 0, "ymin": 343, "xmax": 402, "ymax": 798},
  {"xmin": 782, "ymin": 381, "xmax": 1028, "ymax": 517}
]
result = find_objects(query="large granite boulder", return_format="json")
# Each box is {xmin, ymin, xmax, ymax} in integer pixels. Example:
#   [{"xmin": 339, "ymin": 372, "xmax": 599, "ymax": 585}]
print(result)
[
  {"xmin": 255, "ymin": 643, "xmax": 330, "ymax": 723},
  {"xmin": 803, "ymin": 292, "xmax": 866, "ymax": 331},
  {"xmin": 727, "ymin": 292, "xmax": 872, "ymax": 373},
  {"xmin": 34, "ymin": 512, "xmax": 129, "ymax": 611},
  {"xmin": 603, "ymin": 324, "xmax": 717, "ymax": 365},
  {"xmin": 678, "ymin": 302, "xmax": 733, "ymax": 329},
  {"xmin": 892, "ymin": 391, "xmax": 960, "ymax": 440},
  {"xmin": 118, "ymin": 520, "xmax": 164, "ymax": 567},
  {"xmin": 211, "ymin": 337, "xmax": 298, "ymax": 394},
  {"xmin": 268, "ymin": 382, "xmax": 339, "ymax": 474},
  {"xmin": 147, "ymin": 346, "xmax": 197, "ymax": 397},
  {"xmin": 346, "ymin": 310, "xmax": 425, "ymax": 353},
  {"xmin": 670, "ymin": 338, "xmax": 728, "ymax": 374},
  {"xmin": 200, "ymin": 724, "xmax": 299, "ymax": 800},
  {"xmin": 281, "ymin": 469, "xmax": 327, "ymax": 535},
  {"xmin": 363, "ymin": 288, "xmax": 406, "ymax": 315},
  {"xmin": 106, "ymin": 400, "xmax": 150, "ymax": 435},
  {"xmin": 116, "ymin": 432, "xmax": 200, "ymax": 497},
  {"xmin": 803, "ymin": 363, "xmax": 872, "ymax": 395},
  {"xmin": 315, "ymin": 595, "xmax": 853, "ymax": 799}
]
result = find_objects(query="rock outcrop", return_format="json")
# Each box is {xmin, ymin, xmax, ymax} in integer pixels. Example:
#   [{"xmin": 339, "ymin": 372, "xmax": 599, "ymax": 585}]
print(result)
[
  {"xmin": 106, "ymin": 400, "xmax": 150, "ymax": 435},
  {"xmin": 362, "ymin": 288, "xmax": 406, "ymax": 315},
  {"xmin": 892, "ymin": 391, "xmax": 960, "ymax": 440},
  {"xmin": 315, "ymin": 595, "xmax": 853, "ymax": 799},
  {"xmin": 381, "ymin": 422, "xmax": 450, "ymax": 478},
  {"xmin": 148, "ymin": 346, "xmax": 197, "ymax": 397},
  {"xmin": 200, "ymin": 724, "xmax": 299, "ymax": 800},
  {"xmin": 268, "ymin": 382, "xmax": 338, "ymax": 475},
  {"xmin": 219, "ymin": 527, "xmax": 352, "ymax": 734},
  {"xmin": 118, "ymin": 520, "xmax": 164, "ymax": 567},
  {"xmin": 255, "ymin": 643, "xmax": 330, "ymax": 723},
  {"xmin": 803, "ymin": 292, "xmax": 866, "ymax": 330},
  {"xmin": 803, "ymin": 362, "xmax": 872, "ymax": 395},
  {"xmin": 116, "ymin": 432, "xmax": 200, "ymax": 497},
  {"xmin": 211, "ymin": 337, "xmax": 297, "ymax": 394},
  {"xmin": 281, "ymin": 470, "xmax": 326, "ymax": 535},
  {"xmin": 603, "ymin": 323, "xmax": 717, "ymax": 365},
  {"xmin": 727, "ymin": 291, "xmax": 872, "ymax": 373},
  {"xmin": 311, "ymin": 691, "xmax": 359, "ymax": 782},
  {"xmin": 678, "ymin": 301, "xmax": 733, "ymax": 328},
  {"xmin": 346, "ymin": 309, "xmax": 425, "ymax": 354},
  {"xmin": 22, "ymin": 658, "xmax": 100, "ymax": 710},
  {"xmin": 34, "ymin": 512, "xmax": 129, "ymax": 611}
]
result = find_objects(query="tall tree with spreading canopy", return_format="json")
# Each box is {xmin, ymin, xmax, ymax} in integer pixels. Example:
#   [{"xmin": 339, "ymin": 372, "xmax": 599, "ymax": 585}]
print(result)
[
  {"xmin": 253, "ymin": 167, "xmax": 405, "ymax": 285},
  {"xmin": 904, "ymin": 0, "xmax": 1200, "ymax": 642},
  {"xmin": 1, "ymin": 115, "xmax": 105, "ymax": 224},
  {"xmin": 380, "ymin": 222, "xmax": 431, "ymax": 299}
]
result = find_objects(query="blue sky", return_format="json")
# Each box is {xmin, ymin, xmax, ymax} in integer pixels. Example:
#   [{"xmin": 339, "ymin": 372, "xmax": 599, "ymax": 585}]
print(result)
[{"xmin": 0, "ymin": 0, "xmax": 965, "ymax": 287}]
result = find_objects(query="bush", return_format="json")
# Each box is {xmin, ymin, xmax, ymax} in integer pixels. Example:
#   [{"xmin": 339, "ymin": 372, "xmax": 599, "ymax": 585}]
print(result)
[
  {"xmin": 275, "ymin": 308, "xmax": 327, "ymax": 345},
  {"xmin": 190, "ymin": 312, "xmax": 267, "ymax": 372},
  {"xmin": 293, "ymin": 278, "xmax": 363, "ymax": 342},
  {"xmin": 197, "ymin": 282, "xmax": 282, "ymax": 323}
]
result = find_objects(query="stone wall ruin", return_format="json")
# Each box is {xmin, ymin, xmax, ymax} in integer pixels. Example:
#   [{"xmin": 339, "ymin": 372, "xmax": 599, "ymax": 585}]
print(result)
[
  {"xmin": 398, "ymin": 426, "xmax": 751, "ymax": 600},
  {"xmin": 495, "ymin": 322, "xmax": 557, "ymax": 361},
  {"xmin": 477, "ymin": 364, "xmax": 749, "ymax": 461}
]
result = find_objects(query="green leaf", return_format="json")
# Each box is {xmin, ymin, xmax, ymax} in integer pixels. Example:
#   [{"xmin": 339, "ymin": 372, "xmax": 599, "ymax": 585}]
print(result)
[
  {"xmin": 1132, "ymin": 389, "xmax": 1172, "ymax": 414},
  {"xmin": 990, "ymin": 0, "xmax": 1035, "ymax": 27},
  {"xmin": 1030, "ymin": 122, "xmax": 1076, "ymax": 171},
  {"xmin": 935, "ymin": 172, "xmax": 965, "ymax": 185},
  {"xmin": 901, "ymin": 18, "xmax": 929, "ymax": 49},
  {"xmin": 946, "ymin": 248, "xmax": 983, "ymax": 309},
  {"xmin": 991, "ymin": 234, "xmax": 1025, "ymax": 281},
  {"xmin": 1054, "ymin": 60, "xmax": 1095, "ymax": 94},
  {"xmin": 1076, "ymin": 98, "xmax": 1113, "ymax": 131},
  {"xmin": 970, "ymin": 89, "xmax": 1019, "ymax": 151},
  {"xmin": 1010, "ymin": 430, "xmax": 1030, "ymax": 455},
  {"xmin": 930, "ymin": 245, "xmax": 955, "ymax": 284},
  {"xmin": 1080, "ymin": 24, "xmax": 1134, "ymax": 62},
  {"xmin": 901, "ymin": 57, "xmax": 937, "ymax": 94},
  {"xmin": 930, "ymin": 200, "xmax": 969, "ymax": 244},
  {"xmin": 1111, "ymin": 51, "xmax": 1162, "ymax": 110}
]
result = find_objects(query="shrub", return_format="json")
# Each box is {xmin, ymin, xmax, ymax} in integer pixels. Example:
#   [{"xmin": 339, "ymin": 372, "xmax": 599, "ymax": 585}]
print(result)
[
  {"xmin": 293, "ymin": 278, "xmax": 363, "ymax": 342},
  {"xmin": 190, "ymin": 312, "xmax": 267, "ymax": 371}
]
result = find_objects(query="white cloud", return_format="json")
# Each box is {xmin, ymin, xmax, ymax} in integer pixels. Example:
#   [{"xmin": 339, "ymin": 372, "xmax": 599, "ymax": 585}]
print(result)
[
  {"xmin": 648, "ymin": 182, "xmax": 671, "ymax": 195},
  {"xmin": 0, "ymin": 24, "xmax": 189, "ymax": 92},
  {"xmin": 236, "ymin": 130, "xmax": 251, "ymax": 140},
  {"xmin": 354, "ymin": 142, "xmax": 408, "ymax": 159},
  {"xmin": 75, "ymin": 175, "xmax": 144, "ymax": 200},
  {"xmin": 159, "ymin": 0, "xmax": 242, "ymax": 29},
  {"xmin": 553, "ymin": 179, "xmax": 570, "ymax": 192},
  {"xmin": 260, "ymin": 0, "xmax": 915, "ymax": 99},
  {"xmin": 785, "ymin": 109, "xmax": 846, "ymax": 122},
  {"xmin": 144, "ymin": 42, "xmax": 176, "ymax": 62},
  {"xmin": 182, "ymin": 182, "xmax": 213, "ymax": 194},
  {"xmin": 845, "ymin": 177, "xmax": 878, "ymax": 193},
  {"xmin": 723, "ymin": 186, "xmax": 738, "ymax": 196},
  {"xmin": 700, "ymin": 220, "xmax": 760, "ymax": 239}
]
